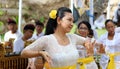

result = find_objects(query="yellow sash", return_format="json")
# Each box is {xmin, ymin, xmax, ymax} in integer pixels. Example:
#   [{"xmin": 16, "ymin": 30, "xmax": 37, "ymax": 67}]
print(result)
[
  {"xmin": 107, "ymin": 52, "xmax": 120, "ymax": 69},
  {"xmin": 44, "ymin": 62, "xmax": 76, "ymax": 69},
  {"xmin": 77, "ymin": 56, "xmax": 94, "ymax": 69}
]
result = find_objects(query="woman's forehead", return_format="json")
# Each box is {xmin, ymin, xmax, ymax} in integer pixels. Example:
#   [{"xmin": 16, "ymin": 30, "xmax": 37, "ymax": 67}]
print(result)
[{"xmin": 64, "ymin": 12, "xmax": 73, "ymax": 18}]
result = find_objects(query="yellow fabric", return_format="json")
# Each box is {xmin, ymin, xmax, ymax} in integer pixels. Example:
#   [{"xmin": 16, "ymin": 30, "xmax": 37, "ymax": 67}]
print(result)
[
  {"xmin": 107, "ymin": 52, "xmax": 120, "ymax": 69},
  {"xmin": 77, "ymin": 56, "xmax": 94, "ymax": 69},
  {"xmin": 44, "ymin": 62, "xmax": 50, "ymax": 69},
  {"xmin": 50, "ymin": 64, "xmax": 76, "ymax": 69},
  {"xmin": 44, "ymin": 62, "xmax": 76, "ymax": 69}
]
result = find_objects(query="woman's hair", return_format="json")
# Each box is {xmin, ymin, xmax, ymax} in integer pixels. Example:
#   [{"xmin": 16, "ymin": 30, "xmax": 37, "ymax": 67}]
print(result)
[
  {"xmin": 45, "ymin": 7, "xmax": 72, "ymax": 35},
  {"xmin": 78, "ymin": 21, "xmax": 93, "ymax": 37},
  {"xmin": 105, "ymin": 19, "xmax": 115, "ymax": 27}
]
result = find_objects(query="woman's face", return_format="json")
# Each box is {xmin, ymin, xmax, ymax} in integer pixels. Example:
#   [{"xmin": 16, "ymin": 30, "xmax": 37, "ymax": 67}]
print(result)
[
  {"xmin": 78, "ymin": 23, "xmax": 89, "ymax": 37},
  {"xmin": 105, "ymin": 21, "xmax": 115, "ymax": 34},
  {"xmin": 58, "ymin": 12, "xmax": 74, "ymax": 33}
]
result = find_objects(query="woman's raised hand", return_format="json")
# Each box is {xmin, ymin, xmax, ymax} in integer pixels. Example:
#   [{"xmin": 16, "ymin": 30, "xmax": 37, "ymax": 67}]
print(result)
[
  {"xmin": 98, "ymin": 44, "xmax": 105, "ymax": 54},
  {"xmin": 84, "ymin": 39, "xmax": 96, "ymax": 56}
]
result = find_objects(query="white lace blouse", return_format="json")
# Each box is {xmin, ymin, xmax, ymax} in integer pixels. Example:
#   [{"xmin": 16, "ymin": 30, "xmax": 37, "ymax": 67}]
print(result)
[
  {"xmin": 98, "ymin": 32, "xmax": 120, "ymax": 61},
  {"xmin": 24, "ymin": 34, "xmax": 85, "ymax": 67}
]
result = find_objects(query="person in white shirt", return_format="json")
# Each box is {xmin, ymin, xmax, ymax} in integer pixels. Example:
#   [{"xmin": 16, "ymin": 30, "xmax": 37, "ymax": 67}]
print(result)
[
  {"xmin": 77, "ymin": 21, "xmax": 98, "ymax": 69},
  {"xmin": 31, "ymin": 20, "xmax": 44, "ymax": 40},
  {"xmin": 13, "ymin": 24, "xmax": 35, "ymax": 54},
  {"xmin": 4, "ymin": 19, "xmax": 22, "ymax": 47},
  {"xmin": 21, "ymin": 7, "xmax": 95, "ymax": 69},
  {"xmin": 28, "ymin": 20, "xmax": 45, "ymax": 69},
  {"xmin": 113, "ymin": 3, "xmax": 120, "ymax": 34},
  {"xmin": 113, "ymin": 3, "xmax": 120, "ymax": 27},
  {"xmin": 98, "ymin": 19, "xmax": 120, "ymax": 69}
]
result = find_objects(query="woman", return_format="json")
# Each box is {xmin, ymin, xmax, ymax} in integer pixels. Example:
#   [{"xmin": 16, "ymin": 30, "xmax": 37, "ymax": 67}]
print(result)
[
  {"xmin": 21, "ymin": 7, "xmax": 94, "ymax": 69},
  {"xmin": 98, "ymin": 19, "xmax": 120, "ymax": 69},
  {"xmin": 77, "ymin": 21, "xmax": 98, "ymax": 69}
]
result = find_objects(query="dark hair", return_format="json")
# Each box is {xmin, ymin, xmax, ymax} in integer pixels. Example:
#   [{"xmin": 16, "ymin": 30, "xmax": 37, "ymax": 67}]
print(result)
[
  {"xmin": 78, "ymin": 21, "xmax": 91, "ymax": 31},
  {"xmin": 105, "ymin": 19, "xmax": 115, "ymax": 27},
  {"xmin": 78, "ymin": 21, "xmax": 93, "ymax": 37},
  {"xmin": 23, "ymin": 24, "xmax": 35, "ymax": 31},
  {"xmin": 7, "ymin": 18, "xmax": 16, "ymax": 25},
  {"xmin": 35, "ymin": 20, "xmax": 44, "ymax": 27},
  {"xmin": 45, "ymin": 7, "xmax": 72, "ymax": 35}
]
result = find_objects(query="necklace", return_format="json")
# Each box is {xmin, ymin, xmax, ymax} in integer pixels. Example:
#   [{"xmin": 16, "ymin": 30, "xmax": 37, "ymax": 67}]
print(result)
[{"xmin": 54, "ymin": 34, "xmax": 69, "ymax": 46}]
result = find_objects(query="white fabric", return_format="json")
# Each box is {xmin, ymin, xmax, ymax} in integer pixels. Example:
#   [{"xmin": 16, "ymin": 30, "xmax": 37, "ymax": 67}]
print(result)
[
  {"xmin": 4, "ymin": 30, "xmax": 22, "ymax": 42},
  {"xmin": 115, "ymin": 61, "xmax": 120, "ymax": 69},
  {"xmin": 94, "ymin": 14, "xmax": 106, "ymax": 29},
  {"xmin": 93, "ymin": 29, "xmax": 98, "ymax": 39},
  {"xmin": 115, "ymin": 27, "xmax": 120, "ymax": 33},
  {"xmin": 13, "ymin": 37, "xmax": 24, "ymax": 53},
  {"xmin": 24, "ymin": 34, "xmax": 85, "ymax": 68},
  {"xmin": 98, "ymin": 32, "xmax": 120, "ymax": 69},
  {"xmin": 113, "ymin": 8, "xmax": 120, "ymax": 23},
  {"xmin": 31, "ymin": 32, "xmax": 44, "ymax": 40}
]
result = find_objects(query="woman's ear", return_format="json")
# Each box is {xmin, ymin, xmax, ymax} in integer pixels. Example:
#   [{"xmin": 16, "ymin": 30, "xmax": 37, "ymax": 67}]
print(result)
[{"xmin": 57, "ymin": 17, "xmax": 61, "ymax": 25}]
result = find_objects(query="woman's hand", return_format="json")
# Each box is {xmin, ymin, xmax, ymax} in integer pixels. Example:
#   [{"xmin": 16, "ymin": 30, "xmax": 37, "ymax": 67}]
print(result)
[
  {"xmin": 39, "ymin": 51, "xmax": 52, "ymax": 65},
  {"xmin": 97, "ymin": 44, "xmax": 105, "ymax": 54},
  {"xmin": 84, "ymin": 39, "xmax": 95, "ymax": 56}
]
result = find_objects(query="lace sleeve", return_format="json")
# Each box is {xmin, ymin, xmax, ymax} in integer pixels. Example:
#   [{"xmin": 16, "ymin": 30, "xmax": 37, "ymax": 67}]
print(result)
[
  {"xmin": 70, "ymin": 34, "xmax": 85, "ymax": 45},
  {"xmin": 24, "ymin": 36, "xmax": 48, "ymax": 51}
]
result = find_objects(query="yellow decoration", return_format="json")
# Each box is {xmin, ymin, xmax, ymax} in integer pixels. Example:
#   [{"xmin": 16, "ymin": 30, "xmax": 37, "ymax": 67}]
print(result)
[
  {"xmin": 77, "ymin": 56, "xmax": 94, "ymax": 69},
  {"xmin": 50, "ymin": 64, "xmax": 76, "ymax": 69},
  {"xmin": 49, "ymin": 10, "xmax": 57, "ymax": 19},
  {"xmin": 107, "ymin": 52, "xmax": 120, "ymax": 69}
]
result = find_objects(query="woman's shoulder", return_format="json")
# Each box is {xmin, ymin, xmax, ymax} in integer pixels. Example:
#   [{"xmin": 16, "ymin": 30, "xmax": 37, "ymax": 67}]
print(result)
[
  {"xmin": 67, "ymin": 34, "xmax": 85, "ymax": 41},
  {"xmin": 67, "ymin": 33, "xmax": 81, "ymax": 37},
  {"xmin": 37, "ymin": 34, "xmax": 54, "ymax": 40},
  {"xmin": 99, "ymin": 32, "xmax": 108, "ymax": 39}
]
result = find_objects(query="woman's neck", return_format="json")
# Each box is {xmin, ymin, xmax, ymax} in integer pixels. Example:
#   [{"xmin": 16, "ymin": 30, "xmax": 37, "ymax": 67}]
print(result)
[
  {"xmin": 54, "ymin": 27, "xmax": 66, "ymax": 37},
  {"xmin": 108, "ymin": 32, "xmax": 115, "ymax": 40},
  {"xmin": 54, "ymin": 27, "xmax": 70, "ymax": 46},
  {"xmin": 108, "ymin": 32, "xmax": 115, "ymax": 36}
]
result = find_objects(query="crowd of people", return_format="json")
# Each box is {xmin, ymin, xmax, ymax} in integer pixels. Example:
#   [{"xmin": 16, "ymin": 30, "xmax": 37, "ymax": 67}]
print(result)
[{"xmin": 1, "ymin": 6, "xmax": 120, "ymax": 69}]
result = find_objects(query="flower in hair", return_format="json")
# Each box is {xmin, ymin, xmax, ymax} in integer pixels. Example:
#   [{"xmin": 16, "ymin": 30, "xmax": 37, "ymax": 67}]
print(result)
[{"xmin": 49, "ymin": 10, "xmax": 57, "ymax": 19}]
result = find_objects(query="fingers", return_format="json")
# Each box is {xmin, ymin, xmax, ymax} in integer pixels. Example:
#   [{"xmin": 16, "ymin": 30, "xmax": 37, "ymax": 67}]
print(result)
[
  {"xmin": 92, "ymin": 40, "xmax": 96, "ymax": 46},
  {"xmin": 40, "ymin": 51, "xmax": 52, "ymax": 65},
  {"xmin": 84, "ymin": 38, "xmax": 95, "ymax": 56},
  {"xmin": 99, "ymin": 44, "xmax": 105, "ymax": 54}
]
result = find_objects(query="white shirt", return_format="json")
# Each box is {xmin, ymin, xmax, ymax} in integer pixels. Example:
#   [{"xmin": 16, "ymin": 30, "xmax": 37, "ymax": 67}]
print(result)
[
  {"xmin": 31, "ymin": 32, "xmax": 44, "ymax": 40},
  {"xmin": 98, "ymin": 32, "xmax": 120, "ymax": 61},
  {"xmin": 24, "ymin": 34, "xmax": 85, "ymax": 67},
  {"xmin": 4, "ymin": 31, "xmax": 22, "ymax": 42},
  {"xmin": 13, "ymin": 37, "xmax": 24, "ymax": 53},
  {"xmin": 115, "ymin": 27, "xmax": 120, "ymax": 33},
  {"xmin": 113, "ymin": 8, "xmax": 120, "ymax": 22}
]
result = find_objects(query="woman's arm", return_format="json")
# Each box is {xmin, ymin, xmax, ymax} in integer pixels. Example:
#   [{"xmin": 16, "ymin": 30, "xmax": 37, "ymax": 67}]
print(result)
[
  {"xmin": 21, "ymin": 36, "xmax": 52, "ymax": 64},
  {"xmin": 21, "ymin": 36, "xmax": 48, "ymax": 57},
  {"xmin": 21, "ymin": 50, "xmax": 51, "ymax": 63},
  {"xmin": 21, "ymin": 49, "xmax": 41, "ymax": 58}
]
